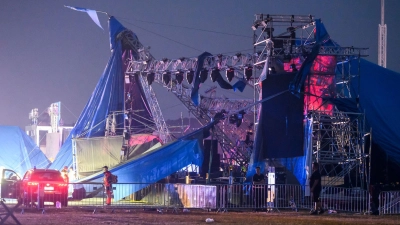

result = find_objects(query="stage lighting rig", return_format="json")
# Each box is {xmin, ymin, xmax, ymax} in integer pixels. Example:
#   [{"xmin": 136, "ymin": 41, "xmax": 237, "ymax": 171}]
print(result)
[
  {"xmin": 199, "ymin": 69, "xmax": 208, "ymax": 83},
  {"xmin": 162, "ymin": 71, "xmax": 171, "ymax": 85},
  {"xmin": 228, "ymin": 110, "xmax": 246, "ymax": 128},
  {"xmin": 244, "ymin": 66, "xmax": 253, "ymax": 81},
  {"xmin": 175, "ymin": 70, "xmax": 184, "ymax": 84},
  {"xmin": 146, "ymin": 72, "xmax": 155, "ymax": 85},
  {"xmin": 226, "ymin": 67, "xmax": 235, "ymax": 82},
  {"xmin": 210, "ymin": 68, "xmax": 219, "ymax": 82},
  {"xmin": 186, "ymin": 70, "xmax": 194, "ymax": 84}
]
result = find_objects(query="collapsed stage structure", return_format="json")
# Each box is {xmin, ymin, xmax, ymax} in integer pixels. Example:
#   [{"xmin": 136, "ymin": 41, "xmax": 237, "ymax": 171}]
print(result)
[{"xmin": 49, "ymin": 12, "xmax": 400, "ymax": 193}]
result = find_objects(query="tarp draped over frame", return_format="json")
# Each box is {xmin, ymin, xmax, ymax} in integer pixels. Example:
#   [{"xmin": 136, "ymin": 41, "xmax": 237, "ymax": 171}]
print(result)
[
  {"xmin": 329, "ymin": 59, "xmax": 400, "ymax": 165},
  {"xmin": 50, "ymin": 17, "xmax": 127, "ymax": 170},
  {"xmin": 0, "ymin": 126, "xmax": 50, "ymax": 176}
]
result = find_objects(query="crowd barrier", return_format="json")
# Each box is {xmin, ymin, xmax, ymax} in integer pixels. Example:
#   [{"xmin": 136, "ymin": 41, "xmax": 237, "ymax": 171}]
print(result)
[
  {"xmin": 379, "ymin": 191, "xmax": 400, "ymax": 215},
  {"xmin": 215, "ymin": 184, "xmax": 369, "ymax": 213},
  {"xmin": 18, "ymin": 182, "xmax": 371, "ymax": 214}
]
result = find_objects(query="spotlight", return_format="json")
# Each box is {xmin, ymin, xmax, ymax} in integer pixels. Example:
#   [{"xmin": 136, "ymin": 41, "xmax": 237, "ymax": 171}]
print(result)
[
  {"xmin": 186, "ymin": 70, "xmax": 194, "ymax": 84},
  {"xmin": 268, "ymin": 67, "xmax": 276, "ymax": 74},
  {"xmin": 290, "ymin": 64, "xmax": 298, "ymax": 72},
  {"xmin": 251, "ymin": 23, "xmax": 259, "ymax": 31},
  {"xmin": 226, "ymin": 67, "xmax": 235, "ymax": 82},
  {"xmin": 147, "ymin": 72, "xmax": 155, "ymax": 85},
  {"xmin": 175, "ymin": 71, "xmax": 184, "ymax": 84},
  {"xmin": 210, "ymin": 68, "xmax": 219, "ymax": 82},
  {"xmin": 244, "ymin": 66, "xmax": 253, "ymax": 81},
  {"xmin": 229, "ymin": 114, "xmax": 237, "ymax": 124},
  {"xmin": 199, "ymin": 69, "xmax": 208, "ymax": 83},
  {"xmin": 162, "ymin": 71, "xmax": 171, "ymax": 85}
]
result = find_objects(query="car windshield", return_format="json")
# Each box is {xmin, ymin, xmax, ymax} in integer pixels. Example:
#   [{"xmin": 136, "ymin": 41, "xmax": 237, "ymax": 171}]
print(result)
[{"xmin": 30, "ymin": 172, "xmax": 64, "ymax": 182}]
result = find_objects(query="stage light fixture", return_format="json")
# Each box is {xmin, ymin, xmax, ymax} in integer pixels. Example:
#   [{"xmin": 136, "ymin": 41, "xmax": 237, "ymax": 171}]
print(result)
[
  {"xmin": 146, "ymin": 72, "xmax": 155, "ymax": 85},
  {"xmin": 290, "ymin": 64, "xmax": 298, "ymax": 72},
  {"xmin": 226, "ymin": 67, "xmax": 235, "ymax": 82},
  {"xmin": 210, "ymin": 68, "xmax": 219, "ymax": 82},
  {"xmin": 199, "ymin": 69, "xmax": 208, "ymax": 83},
  {"xmin": 269, "ymin": 67, "xmax": 276, "ymax": 74},
  {"xmin": 251, "ymin": 23, "xmax": 259, "ymax": 31},
  {"xmin": 162, "ymin": 71, "xmax": 171, "ymax": 85},
  {"xmin": 244, "ymin": 66, "xmax": 253, "ymax": 81},
  {"xmin": 186, "ymin": 70, "xmax": 194, "ymax": 84},
  {"xmin": 229, "ymin": 114, "xmax": 237, "ymax": 125},
  {"xmin": 175, "ymin": 71, "xmax": 184, "ymax": 84}
]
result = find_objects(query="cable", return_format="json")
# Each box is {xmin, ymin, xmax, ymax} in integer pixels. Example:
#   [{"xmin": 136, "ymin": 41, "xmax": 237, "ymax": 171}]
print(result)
[
  {"xmin": 117, "ymin": 17, "xmax": 252, "ymax": 39},
  {"xmin": 120, "ymin": 20, "xmax": 204, "ymax": 53},
  {"xmin": 62, "ymin": 103, "xmax": 79, "ymax": 120}
]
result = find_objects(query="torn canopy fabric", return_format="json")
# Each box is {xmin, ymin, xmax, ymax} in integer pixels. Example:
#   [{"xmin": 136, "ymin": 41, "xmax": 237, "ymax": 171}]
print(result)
[
  {"xmin": 76, "ymin": 124, "xmax": 211, "ymax": 201},
  {"xmin": 50, "ymin": 17, "xmax": 127, "ymax": 170}
]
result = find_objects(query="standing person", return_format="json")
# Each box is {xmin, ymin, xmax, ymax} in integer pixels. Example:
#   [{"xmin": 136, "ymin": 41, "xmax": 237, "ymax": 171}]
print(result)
[
  {"xmin": 61, "ymin": 166, "xmax": 69, "ymax": 183},
  {"xmin": 309, "ymin": 162, "xmax": 324, "ymax": 215},
  {"xmin": 252, "ymin": 166, "xmax": 265, "ymax": 210},
  {"xmin": 103, "ymin": 166, "xmax": 112, "ymax": 205}
]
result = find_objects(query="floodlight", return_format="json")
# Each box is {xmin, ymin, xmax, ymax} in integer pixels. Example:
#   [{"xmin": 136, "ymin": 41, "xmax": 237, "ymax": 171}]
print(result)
[
  {"xmin": 269, "ymin": 67, "xmax": 276, "ymax": 74},
  {"xmin": 162, "ymin": 71, "xmax": 171, "ymax": 85},
  {"xmin": 175, "ymin": 71, "xmax": 184, "ymax": 84},
  {"xmin": 147, "ymin": 72, "xmax": 155, "ymax": 85},
  {"xmin": 199, "ymin": 69, "xmax": 208, "ymax": 83},
  {"xmin": 244, "ymin": 66, "xmax": 253, "ymax": 81},
  {"xmin": 186, "ymin": 70, "xmax": 194, "ymax": 84},
  {"xmin": 226, "ymin": 67, "xmax": 235, "ymax": 82},
  {"xmin": 210, "ymin": 68, "xmax": 219, "ymax": 82}
]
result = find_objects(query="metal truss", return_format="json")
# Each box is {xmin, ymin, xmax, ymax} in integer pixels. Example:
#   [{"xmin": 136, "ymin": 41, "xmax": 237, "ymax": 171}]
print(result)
[
  {"xmin": 120, "ymin": 30, "xmax": 171, "ymax": 144},
  {"xmin": 311, "ymin": 111, "xmax": 367, "ymax": 187},
  {"xmin": 126, "ymin": 59, "xmax": 254, "ymax": 165}
]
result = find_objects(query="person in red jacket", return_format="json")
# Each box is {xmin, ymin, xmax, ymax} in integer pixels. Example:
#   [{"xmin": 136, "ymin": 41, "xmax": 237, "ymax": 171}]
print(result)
[{"xmin": 103, "ymin": 166, "xmax": 112, "ymax": 205}]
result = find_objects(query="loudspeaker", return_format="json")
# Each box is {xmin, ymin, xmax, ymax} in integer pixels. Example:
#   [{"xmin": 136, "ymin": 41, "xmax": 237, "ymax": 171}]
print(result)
[{"xmin": 201, "ymin": 140, "xmax": 220, "ymax": 177}]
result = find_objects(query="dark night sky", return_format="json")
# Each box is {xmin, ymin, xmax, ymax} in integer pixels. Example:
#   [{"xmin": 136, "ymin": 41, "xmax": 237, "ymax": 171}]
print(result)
[{"xmin": 1, "ymin": 0, "xmax": 399, "ymax": 129}]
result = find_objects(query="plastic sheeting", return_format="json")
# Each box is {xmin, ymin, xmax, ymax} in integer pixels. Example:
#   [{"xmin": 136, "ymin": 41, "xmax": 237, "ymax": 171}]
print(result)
[
  {"xmin": 77, "ymin": 126, "xmax": 208, "ymax": 200},
  {"xmin": 50, "ymin": 17, "xmax": 126, "ymax": 170},
  {"xmin": 0, "ymin": 126, "xmax": 50, "ymax": 176}
]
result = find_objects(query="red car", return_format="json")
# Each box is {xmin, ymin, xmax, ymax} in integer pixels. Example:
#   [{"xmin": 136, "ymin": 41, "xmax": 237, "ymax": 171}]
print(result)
[{"xmin": 20, "ymin": 169, "xmax": 68, "ymax": 208}]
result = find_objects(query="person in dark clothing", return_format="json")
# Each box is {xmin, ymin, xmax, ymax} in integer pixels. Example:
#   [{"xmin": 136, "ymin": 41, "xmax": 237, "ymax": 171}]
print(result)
[
  {"xmin": 103, "ymin": 166, "xmax": 113, "ymax": 205},
  {"xmin": 252, "ymin": 166, "xmax": 266, "ymax": 210},
  {"xmin": 309, "ymin": 162, "xmax": 324, "ymax": 214}
]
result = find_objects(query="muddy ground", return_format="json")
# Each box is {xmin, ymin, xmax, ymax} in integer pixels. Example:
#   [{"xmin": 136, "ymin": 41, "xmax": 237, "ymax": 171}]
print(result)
[{"xmin": 2, "ymin": 206, "xmax": 400, "ymax": 225}]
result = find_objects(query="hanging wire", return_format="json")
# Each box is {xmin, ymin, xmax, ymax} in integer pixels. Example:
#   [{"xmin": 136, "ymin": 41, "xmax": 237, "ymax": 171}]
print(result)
[{"xmin": 117, "ymin": 17, "xmax": 252, "ymax": 39}]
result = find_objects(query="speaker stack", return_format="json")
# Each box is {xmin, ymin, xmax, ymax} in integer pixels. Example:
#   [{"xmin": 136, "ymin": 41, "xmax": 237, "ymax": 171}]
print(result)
[{"xmin": 201, "ymin": 140, "xmax": 220, "ymax": 177}]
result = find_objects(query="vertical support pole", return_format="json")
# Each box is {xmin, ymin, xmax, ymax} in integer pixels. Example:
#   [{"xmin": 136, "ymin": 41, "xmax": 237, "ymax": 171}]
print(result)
[{"xmin": 207, "ymin": 128, "xmax": 214, "ymax": 184}]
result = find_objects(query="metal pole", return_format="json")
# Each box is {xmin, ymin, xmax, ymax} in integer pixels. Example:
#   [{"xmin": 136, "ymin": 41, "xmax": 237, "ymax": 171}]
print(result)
[
  {"xmin": 207, "ymin": 128, "xmax": 214, "ymax": 184},
  {"xmin": 368, "ymin": 127, "xmax": 372, "ymax": 214}
]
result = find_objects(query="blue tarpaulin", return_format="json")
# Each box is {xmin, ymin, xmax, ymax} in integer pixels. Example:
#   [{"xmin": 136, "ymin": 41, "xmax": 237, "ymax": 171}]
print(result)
[
  {"xmin": 331, "ymin": 58, "xmax": 400, "ymax": 165},
  {"xmin": 76, "ymin": 125, "xmax": 209, "ymax": 200},
  {"xmin": 0, "ymin": 126, "xmax": 50, "ymax": 176},
  {"xmin": 50, "ymin": 17, "xmax": 129, "ymax": 170}
]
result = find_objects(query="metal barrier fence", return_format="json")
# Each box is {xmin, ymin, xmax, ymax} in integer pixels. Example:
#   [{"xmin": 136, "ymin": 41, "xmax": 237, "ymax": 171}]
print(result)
[
  {"xmin": 215, "ymin": 184, "xmax": 369, "ymax": 213},
  {"xmin": 379, "ymin": 191, "xmax": 400, "ymax": 215},
  {"xmin": 20, "ymin": 182, "xmax": 370, "ymax": 214},
  {"xmin": 22, "ymin": 182, "xmax": 217, "ymax": 211}
]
